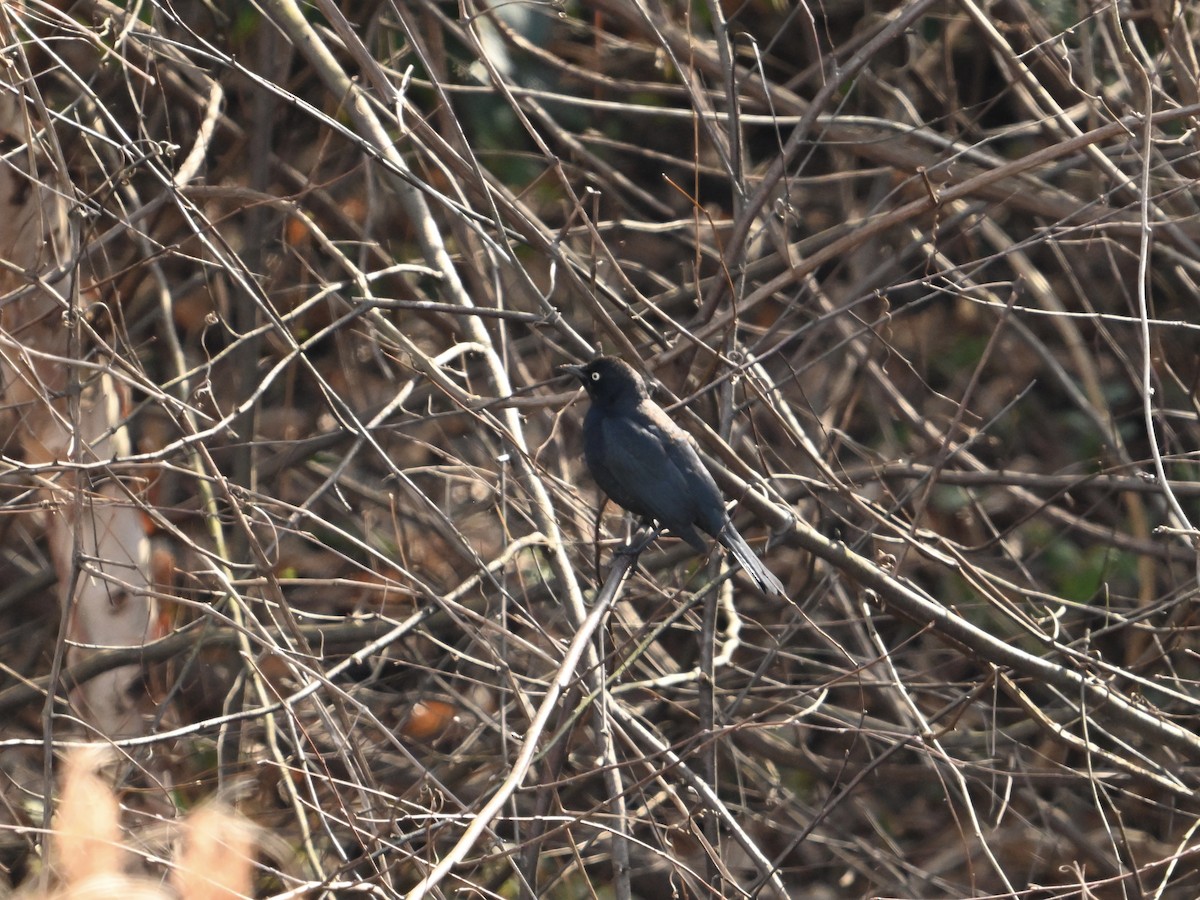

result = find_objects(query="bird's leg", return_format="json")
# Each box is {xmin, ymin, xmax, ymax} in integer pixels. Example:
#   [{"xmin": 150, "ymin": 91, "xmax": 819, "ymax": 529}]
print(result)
[{"xmin": 616, "ymin": 520, "xmax": 663, "ymax": 556}]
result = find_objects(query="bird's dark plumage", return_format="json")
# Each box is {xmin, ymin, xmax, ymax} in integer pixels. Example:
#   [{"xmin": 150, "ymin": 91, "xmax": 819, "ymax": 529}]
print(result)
[{"xmin": 563, "ymin": 356, "xmax": 785, "ymax": 597}]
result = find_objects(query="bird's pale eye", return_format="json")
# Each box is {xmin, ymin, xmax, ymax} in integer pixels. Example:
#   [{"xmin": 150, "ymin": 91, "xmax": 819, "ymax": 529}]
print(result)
[{"xmin": 591, "ymin": 372, "xmax": 600, "ymax": 382}]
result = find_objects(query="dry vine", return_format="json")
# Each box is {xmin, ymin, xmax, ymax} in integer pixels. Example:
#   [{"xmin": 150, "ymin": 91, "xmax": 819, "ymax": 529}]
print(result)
[{"xmin": 0, "ymin": 0, "xmax": 1198, "ymax": 897}]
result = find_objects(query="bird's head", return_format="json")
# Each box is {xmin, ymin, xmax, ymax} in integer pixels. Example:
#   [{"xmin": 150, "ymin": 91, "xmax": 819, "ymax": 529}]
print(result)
[{"xmin": 561, "ymin": 356, "xmax": 648, "ymax": 408}]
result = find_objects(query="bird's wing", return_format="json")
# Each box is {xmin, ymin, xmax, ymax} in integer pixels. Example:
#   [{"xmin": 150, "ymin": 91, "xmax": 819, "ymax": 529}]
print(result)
[
  {"xmin": 595, "ymin": 411, "xmax": 705, "ymax": 542},
  {"xmin": 640, "ymin": 404, "xmax": 729, "ymax": 536},
  {"xmin": 595, "ymin": 411, "xmax": 689, "ymax": 506}
]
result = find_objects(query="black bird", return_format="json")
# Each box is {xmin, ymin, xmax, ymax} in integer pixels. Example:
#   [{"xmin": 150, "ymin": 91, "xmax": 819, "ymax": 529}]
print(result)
[{"xmin": 563, "ymin": 356, "xmax": 786, "ymax": 596}]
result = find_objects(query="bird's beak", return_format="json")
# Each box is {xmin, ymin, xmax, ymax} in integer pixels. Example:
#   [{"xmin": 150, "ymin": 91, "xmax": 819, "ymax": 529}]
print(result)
[{"xmin": 559, "ymin": 364, "xmax": 586, "ymax": 383}]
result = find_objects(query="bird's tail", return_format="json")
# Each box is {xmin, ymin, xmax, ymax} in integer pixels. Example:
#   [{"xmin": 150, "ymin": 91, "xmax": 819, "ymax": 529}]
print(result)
[{"xmin": 719, "ymin": 525, "xmax": 786, "ymax": 597}]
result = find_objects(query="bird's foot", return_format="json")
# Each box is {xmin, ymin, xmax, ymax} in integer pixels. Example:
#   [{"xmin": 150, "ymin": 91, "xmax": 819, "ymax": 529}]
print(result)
[{"xmin": 617, "ymin": 526, "xmax": 662, "ymax": 556}]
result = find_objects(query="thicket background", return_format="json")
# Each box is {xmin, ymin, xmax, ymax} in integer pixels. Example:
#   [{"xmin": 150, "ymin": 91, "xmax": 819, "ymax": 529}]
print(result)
[{"xmin": 2, "ymin": 0, "xmax": 1200, "ymax": 896}]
